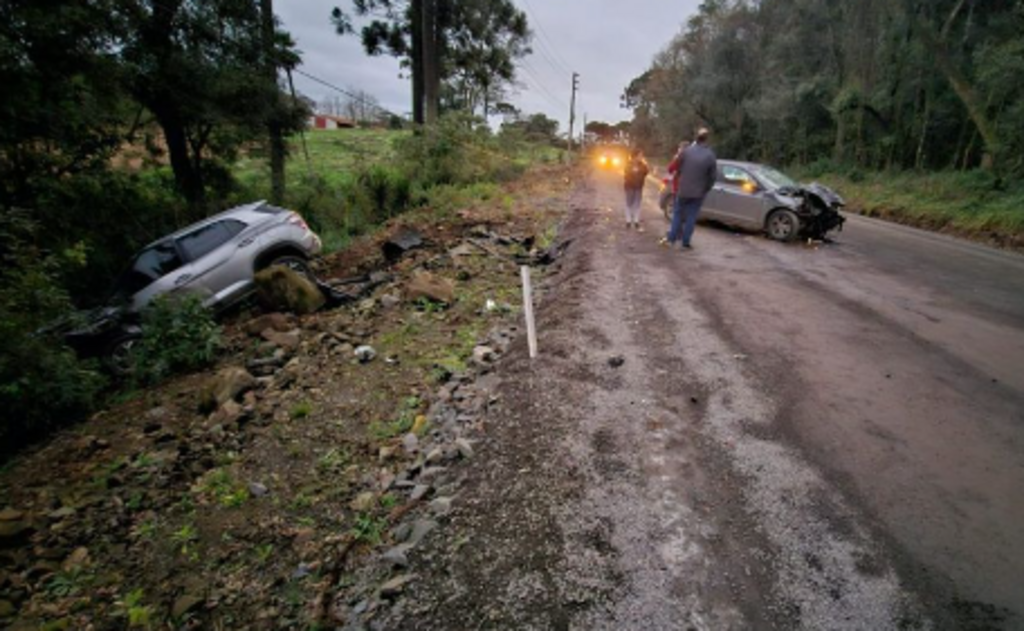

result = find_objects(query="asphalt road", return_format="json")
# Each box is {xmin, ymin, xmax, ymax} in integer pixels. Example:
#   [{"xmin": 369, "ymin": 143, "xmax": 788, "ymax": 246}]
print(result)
[
  {"xmin": 621, "ymin": 170, "xmax": 1024, "ymax": 627},
  {"xmin": 394, "ymin": 168, "xmax": 1024, "ymax": 630}
]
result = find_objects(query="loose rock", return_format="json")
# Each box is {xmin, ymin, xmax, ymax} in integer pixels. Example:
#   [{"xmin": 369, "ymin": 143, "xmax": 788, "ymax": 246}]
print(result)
[
  {"xmin": 408, "ymin": 520, "xmax": 437, "ymax": 546},
  {"xmin": 199, "ymin": 367, "xmax": 256, "ymax": 414},
  {"xmin": 261, "ymin": 329, "xmax": 301, "ymax": 352},
  {"xmin": 455, "ymin": 438, "xmax": 475, "ymax": 460},
  {"xmin": 472, "ymin": 346, "xmax": 496, "ymax": 365},
  {"xmin": 382, "ymin": 544, "xmax": 412, "ymax": 568},
  {"xmin": 244, "ymin": 313, "xmax": 294, "ymax": 336},
  {"xmin": 429, "ymin": 497, "xmax": 453, "ymax": 516},
  {"xmin": 379, "ymin": 574, "xmax": 417, "ymax": 599},
  {"xmin": 172, "ymin": 593, "xmax": 204, "ymax": 619},
  {"xmin": 0, "ymin": 509, "xmax": 24, "ymax": 522},
  {"xmin": 350, "ymin": 492, "xmax": 375, "ymax": 512},
  {"xmin": 254, "ymin": 266, "xmax": 325, "ymax": 315},
  {"xmin": 406, "ymin": 272, "xmax": 455, "ymax": 305},
  {"xmin": 355, "ymin": 345, "xmax": 377, "ymax": 364}
]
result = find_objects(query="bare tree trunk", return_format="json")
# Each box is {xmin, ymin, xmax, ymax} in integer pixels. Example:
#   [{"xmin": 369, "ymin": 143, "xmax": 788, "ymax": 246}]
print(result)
[
  {"xmin": 261, "ymin": 0, "xmax": 285, "ymax": 204},
  {"xmin": 410, "ymin": 0, "xmax": 424, "ymax": 125},
  {"xmin": 156, "ymin": 108, "xmax": 205, "ymax": 211},
  {"xmin": 833, "ymin": 111, "xmax": 846, "ymax": 163},
  {"xmin": 913, "ymin": 1, "xmax": 998, "ymax": 169},
  {"xmin": 915, "ymin": 86, "xmax": 931, "ymax": 170},
  {"xmin": 421, "ymin": 0, "xmax": 440, "ymax": 124}
]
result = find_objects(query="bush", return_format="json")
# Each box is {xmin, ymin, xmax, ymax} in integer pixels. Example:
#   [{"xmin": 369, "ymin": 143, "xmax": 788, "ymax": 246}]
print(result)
[
  {"xmin": 130, "ymin": 295, "xmax": 221, "ymax": 386},
  {"xmin": 33, "ymin": 169, "xmax": 185, "ymax": 307},
  {"xmin": 0, "ymin": 211, "xmax": 106, "ymax": 455},
  {"xmin": 394, "ymin": 112, "xmax": 507, "ymax": 186}
]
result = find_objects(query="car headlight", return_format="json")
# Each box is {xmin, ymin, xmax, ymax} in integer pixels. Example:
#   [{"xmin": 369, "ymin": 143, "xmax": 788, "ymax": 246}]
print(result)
[{"xmin": 612, "ymin": 157, "xmax": 621, "ymax": 167}]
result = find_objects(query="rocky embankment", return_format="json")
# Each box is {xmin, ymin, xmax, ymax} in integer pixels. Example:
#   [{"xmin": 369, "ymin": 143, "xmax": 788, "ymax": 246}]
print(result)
[{"xmin": 0, "ymin": 166, "xmax": 573, "ymax": 629}]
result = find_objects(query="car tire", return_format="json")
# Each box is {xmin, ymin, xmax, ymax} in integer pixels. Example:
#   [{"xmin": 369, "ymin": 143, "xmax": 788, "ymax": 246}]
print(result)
[
  {"xmin": 267, "ymin": 254, "xmax": 312, "ymax": 278},
  {"xmin": 105, "ymin": 333, "xmax": 142, "ymax": 377},
  {"xmin": 766, "ymin": 209, "xmax": 801, "ymax": 242},
  {"xmin": 659, "ymin": 190, "xmax": 673, "ymax": 221}
]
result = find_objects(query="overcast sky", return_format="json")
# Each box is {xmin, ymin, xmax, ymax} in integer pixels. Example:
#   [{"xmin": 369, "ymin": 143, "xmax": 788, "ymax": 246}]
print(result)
[{"xmin": 276, "ymin": 0, "xmax": 701, "ymax": 131}]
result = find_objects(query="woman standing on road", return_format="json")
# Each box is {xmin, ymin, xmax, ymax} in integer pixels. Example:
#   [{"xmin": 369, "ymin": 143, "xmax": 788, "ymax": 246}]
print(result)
[{"xmin": 623, "ymin": 148, "xmax": 650, "ymax": 230}]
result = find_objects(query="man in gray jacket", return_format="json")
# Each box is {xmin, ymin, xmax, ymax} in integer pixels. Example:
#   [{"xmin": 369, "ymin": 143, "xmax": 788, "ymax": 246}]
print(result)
[{"xmin": 663, "ymin": 128, "xmax": 717, "ymax": 249}]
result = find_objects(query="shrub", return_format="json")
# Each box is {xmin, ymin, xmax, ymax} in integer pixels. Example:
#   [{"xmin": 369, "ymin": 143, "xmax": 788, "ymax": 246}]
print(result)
[
  {"xmin": 0, "ymin": 211, "xmax": 106, "ymax": 455},
  {"xmin": 394, "ymin": 112, "xmax": 506, "ymax": 187},
  {"xmin": 130, "ymin": 295, "xmax": 221, "ymax": 385}
]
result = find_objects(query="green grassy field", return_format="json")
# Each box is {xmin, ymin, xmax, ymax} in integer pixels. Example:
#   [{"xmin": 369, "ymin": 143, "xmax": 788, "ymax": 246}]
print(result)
[
  {"xmin": 785, "ymin": 167, "xmax": 1024, "ymax": 249},
  {"xmin": 230, "ymin": 126, "xmax": 565, "ymax": 254},
  {"xmin": 234, "ymin": 128, "xmax": 410, "ymax": 191}
]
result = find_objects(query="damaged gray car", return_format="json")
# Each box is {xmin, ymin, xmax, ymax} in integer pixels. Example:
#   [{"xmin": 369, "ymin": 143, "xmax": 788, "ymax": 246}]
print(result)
[{"xmin": 660, "ymin": 160, "xmax": 846, "ymax": 242}]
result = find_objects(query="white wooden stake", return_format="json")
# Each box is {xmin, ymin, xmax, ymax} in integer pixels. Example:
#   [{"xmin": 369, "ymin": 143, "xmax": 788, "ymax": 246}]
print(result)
[{"xmin": 520, "ymin": 266, "xmax": 538, "ymax": 359}]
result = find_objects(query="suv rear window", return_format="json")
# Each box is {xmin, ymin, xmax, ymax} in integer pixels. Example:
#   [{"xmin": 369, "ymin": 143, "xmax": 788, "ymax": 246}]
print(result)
[
  {"xmin": 254, "ymin": 204, "xmax": 287, "ymax": 214},
  {"xmin": 177, "ymin": 220, "xmax": 246, "ymax": 261}
]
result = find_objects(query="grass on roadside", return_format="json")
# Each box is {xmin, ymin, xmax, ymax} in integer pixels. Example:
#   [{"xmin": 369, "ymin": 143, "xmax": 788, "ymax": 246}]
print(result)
[{"xmin": 791, "ymin": 167, "xmax": 1024, "ymax": 247}]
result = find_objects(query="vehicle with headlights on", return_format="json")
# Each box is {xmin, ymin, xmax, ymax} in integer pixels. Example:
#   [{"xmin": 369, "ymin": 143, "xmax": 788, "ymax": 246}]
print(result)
[
  {"xmin": 593, "ymin": 145, "xmax": 626, "ymax": 170},
  {"xmin": 702, "ymin": 160, "xmax": 846, "ymax": 242}
]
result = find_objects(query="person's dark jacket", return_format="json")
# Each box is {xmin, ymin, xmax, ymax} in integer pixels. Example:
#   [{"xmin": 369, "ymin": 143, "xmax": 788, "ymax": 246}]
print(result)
[
  {"xmin": 676, "ymin": 143, "xmax": 717, "ymax": 199},
  {"xmin": 624, "ymin": 156, "xmax": 650, "ymax": 190}
]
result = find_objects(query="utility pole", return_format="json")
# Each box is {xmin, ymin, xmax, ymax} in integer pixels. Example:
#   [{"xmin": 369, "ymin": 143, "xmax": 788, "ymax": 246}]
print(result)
[
  {"xmin": 568, "ymin": 72, "xmax": 579, "ymax": 152},
  {"xmin": 261, "ymin": 0, "xmax": 285, "ymax": 204},
  {"xmin": 422, "ymin": 0, "xmax": 440, "ymax": 124},
  {"xmin": 410, "ymin": 0, "xmax": 424, "ymax": 125}
]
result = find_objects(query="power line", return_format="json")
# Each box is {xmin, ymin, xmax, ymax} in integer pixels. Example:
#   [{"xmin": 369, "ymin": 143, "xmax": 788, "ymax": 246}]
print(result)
[
  {"xmin": 518, "ymin": 59, "xmax": 570, "ymax": 111},
  {"xmin": 519, "ymin": 0, "xmax": 574, "ymax": 76},
  {"xmin": 292, "ymin": 68, "xmax": 401, "ymax": 119}
]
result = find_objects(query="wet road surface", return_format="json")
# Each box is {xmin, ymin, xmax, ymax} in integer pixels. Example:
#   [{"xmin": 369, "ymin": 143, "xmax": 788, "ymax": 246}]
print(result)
[{"xmin": 395, "ymin": 168, "xmax": 1024, "ymax": 629}]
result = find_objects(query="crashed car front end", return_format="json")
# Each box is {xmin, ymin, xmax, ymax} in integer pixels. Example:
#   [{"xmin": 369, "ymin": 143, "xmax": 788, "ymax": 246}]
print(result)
[
  {"xmin": 770, "ymin": 183, "xmax": 846, "ymax": 240},
  {"xmin": 62, "ymin": 306, "xmax": 140, "ymax": 359}
]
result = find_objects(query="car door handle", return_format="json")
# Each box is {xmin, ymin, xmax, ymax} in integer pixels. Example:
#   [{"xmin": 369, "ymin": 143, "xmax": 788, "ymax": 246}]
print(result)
[
  {"xmin": 238, "ymin": 237, "xmax": 255, "ymax": 248},
  {"xmin": 174, "ymin": 273, "xmax": 193, "ymax": 286}
]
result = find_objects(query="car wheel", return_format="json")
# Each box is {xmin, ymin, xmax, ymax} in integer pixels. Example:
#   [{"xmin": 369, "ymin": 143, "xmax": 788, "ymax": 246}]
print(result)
[
  {"xmin": 268, "ymin": 255, "xmax": 312, "ymax": 278},
  {"xmin": 659, "ymin": 191, "xmax": 673, "ymax": 221},
  {"xmin": 105, "ymin": 333, "xmax": 141, "ymax": 377},
  {"xmin": 766, "ymin": 209, "xmax": 800, "ymax": 242}
]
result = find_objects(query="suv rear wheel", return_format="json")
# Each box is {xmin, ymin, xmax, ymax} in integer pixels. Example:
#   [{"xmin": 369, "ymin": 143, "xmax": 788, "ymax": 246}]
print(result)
[{"xmin": 267, "ymin": 254, "xmax": 312, "ymax": 278}]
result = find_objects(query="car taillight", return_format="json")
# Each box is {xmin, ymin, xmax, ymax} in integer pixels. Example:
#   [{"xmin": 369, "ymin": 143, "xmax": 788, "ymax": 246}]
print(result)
[{"xmin": 287, "ymin": 213, "xmax": 309, "ymax": 231}]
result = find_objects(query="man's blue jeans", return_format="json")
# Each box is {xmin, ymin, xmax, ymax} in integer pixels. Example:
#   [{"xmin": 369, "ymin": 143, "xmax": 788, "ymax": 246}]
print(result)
[{"xmin": 668, "ymin": 196, "xmax": 704, "ymax": 246}]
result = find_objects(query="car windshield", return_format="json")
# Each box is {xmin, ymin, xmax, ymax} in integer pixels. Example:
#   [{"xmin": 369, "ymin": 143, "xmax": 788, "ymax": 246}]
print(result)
[
  {"xmin": 751, "ymin": 165, "xmax": 799, "ymax": 190},
  {"xmin": 110, "ymin": 241, "xmax": 183, "ymax": 300}
]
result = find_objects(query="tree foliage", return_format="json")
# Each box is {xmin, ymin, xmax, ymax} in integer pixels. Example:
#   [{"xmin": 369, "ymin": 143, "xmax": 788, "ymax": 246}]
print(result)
[
  {"xmin": 332, "ymin": 0, "xmax": 531, "ymax": 118},
  {"xmin": 0, "ymin": 212, "xmax": 106, "ymax": 454},
  {"xmin": 624, "ymin": 0, "xmax": 1024, "ymax": 176}
]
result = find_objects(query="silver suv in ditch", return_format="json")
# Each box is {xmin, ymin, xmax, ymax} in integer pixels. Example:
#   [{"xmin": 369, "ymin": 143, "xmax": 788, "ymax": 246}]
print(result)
[
  {"xmin": 113, "ymin": 201, "xmax": 321, "ymax": 311},
  {"xmin": 65, "ymin": 201, "xmax": 321, "ymax": 367}
]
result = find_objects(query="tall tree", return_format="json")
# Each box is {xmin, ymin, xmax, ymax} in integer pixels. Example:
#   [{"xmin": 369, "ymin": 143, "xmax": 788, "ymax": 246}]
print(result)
[
  {"xmin": 115, "ymin": 0, "xmax": 305, "ymax": 211},
  {"xmin": 622, "ymin": 0, "xmax": 1023, "ymax": 175},
  {"xmin": 0, "ymin": 0, "xmax": 128, "ymax": 207},
  {"xmin": 332, "ymin": 0, "xmax": 530, "ymax": 124}
]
